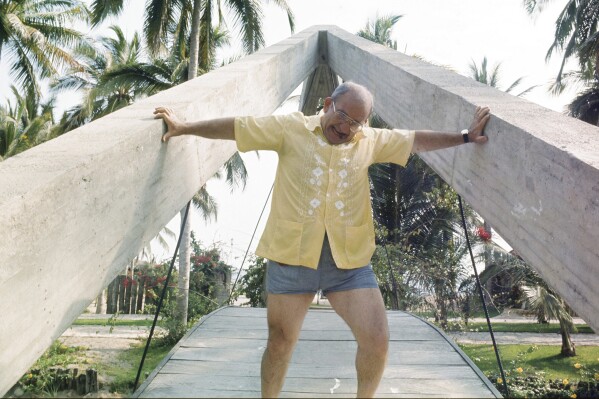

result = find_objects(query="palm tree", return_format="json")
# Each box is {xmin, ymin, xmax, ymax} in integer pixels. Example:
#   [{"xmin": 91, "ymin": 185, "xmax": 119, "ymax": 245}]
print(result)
[
  {"xmin": 524, "ymin": 284, "xmax": 576, "ymax": 356},
  {"xmin": 51, "ymin": 26, "xmax": 146, "ymax": 133},
  {"xmin": 89, "ymin": 0, "xmax": 295, "ymax": 68},
  {"xmin": 0, "ymin": 0, "xmax": 89, "ymax": 101},
  {"xmin": 468, "ymin": 57, "xmax": 537, "ymax": 97},
  {"xmin": 357, "ymin": 14, "xmax": 402, "ymax": 50},
  {"xmin": 482, "ymin": 246, "xmax": 577, "ymax": 356},
  {"xmin": 0, "ymin": 85, "xmax": 55, "ymax": 160},
  {"xmin": 523, "ymin": 0, "xmax": 599, "ymax": 90}
]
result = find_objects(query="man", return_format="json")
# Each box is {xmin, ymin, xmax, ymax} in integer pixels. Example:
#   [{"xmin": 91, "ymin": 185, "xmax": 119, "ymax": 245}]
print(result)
[{"xmin": 154, "ymin": 82, "xmax": 490, "ymax": 397}]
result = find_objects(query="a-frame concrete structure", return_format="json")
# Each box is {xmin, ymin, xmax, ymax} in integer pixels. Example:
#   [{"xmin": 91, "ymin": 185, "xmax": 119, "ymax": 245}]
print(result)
[{"xmin": 1, "ymin": 25, "xmax": 598, "ymax": 395}]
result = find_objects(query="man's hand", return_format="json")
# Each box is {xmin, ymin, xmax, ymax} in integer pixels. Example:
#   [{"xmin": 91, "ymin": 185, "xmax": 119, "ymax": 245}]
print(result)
[
  {"xmin": 154, "ymin": 107, "xmax": 186, "ymax": 142},
  {"xmin": 153, "ymin": 107, "xmax": 236, "ymax": 142},
  {"xmin": 467, "ymin": 106, "xmax": 491, "ymax": 144}
]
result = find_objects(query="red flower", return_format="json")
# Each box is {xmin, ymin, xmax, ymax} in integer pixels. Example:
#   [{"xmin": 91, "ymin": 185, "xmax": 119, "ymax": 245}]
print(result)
[
  {"xmin": 476, "ymin": 226, "xmax": 492, "ymax": 241},
  {"xmin": 195, "ymin": 255, "xmax": 211, "ymax": 264}
]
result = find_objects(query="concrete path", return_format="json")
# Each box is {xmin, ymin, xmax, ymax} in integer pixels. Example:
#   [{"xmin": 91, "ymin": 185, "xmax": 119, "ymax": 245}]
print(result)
[{"xmin": 447, "ymin": 331, "xmax": 599, "ymax": 345}]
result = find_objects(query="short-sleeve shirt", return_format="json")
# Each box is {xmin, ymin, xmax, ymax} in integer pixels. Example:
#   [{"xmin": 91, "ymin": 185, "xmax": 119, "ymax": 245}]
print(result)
[{"xmin": 235, "ymin": 112, "xmax": 414, "ymax": 269}]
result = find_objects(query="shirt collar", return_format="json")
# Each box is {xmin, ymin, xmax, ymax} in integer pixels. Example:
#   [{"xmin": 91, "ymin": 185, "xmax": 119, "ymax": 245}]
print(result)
[
  {"xmin": 304, "ymin": 114, "xmax": 322, "ymax": 132},
  {"xmin": 304, "ymin": 113, "xmax": 366, "ymax": 144}
]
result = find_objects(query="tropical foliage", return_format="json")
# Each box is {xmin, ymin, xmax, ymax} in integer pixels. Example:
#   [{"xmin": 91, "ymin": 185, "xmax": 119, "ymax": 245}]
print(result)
[
  {"xmin": 480, "ymin": 244, "xmax": 577, "ymax": 357},
  {"xmin": 357, "ymin": 14, "xmax": 402, "ymax": 50},
  {"xmin": 0, "ymin": 85, "xmax": 56, "ymax": 159},
  {"xmin": 234, "ymin": 256, "xmax": 267, "ymax": 307},
  {"xmin": 468, "ymin": 56, "xmax": 537, "ymax": 97},
  {"xmin": 524, "ymin": 0, "xmax": 599, "ymax": 125},
  {"xmin": 0, "ymin": 0, "xmax": 89, "ymax": 100}
]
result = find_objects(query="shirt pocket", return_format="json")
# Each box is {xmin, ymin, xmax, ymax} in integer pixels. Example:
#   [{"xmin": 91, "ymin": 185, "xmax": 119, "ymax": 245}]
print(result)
[
  {"xmin": 345, "ymin": 223, "xmax": 375, "ymax": 266},
  {"xmin": 272, "ymin": 218, "xmax": 304, "ymax": 263}
]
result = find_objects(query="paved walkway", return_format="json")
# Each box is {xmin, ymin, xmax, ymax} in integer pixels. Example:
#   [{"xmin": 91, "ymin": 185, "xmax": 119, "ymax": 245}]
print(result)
[
  {"xmin": 448, "ymin": 331, "xmax": 599, "ymax": 345},
  {"xmin": 70, "ymin": 308, "xmax": 597, "ymax": 346},
  {"xmin": 134, "ymin": 307, "xmax": 501, "ymax": 398}
]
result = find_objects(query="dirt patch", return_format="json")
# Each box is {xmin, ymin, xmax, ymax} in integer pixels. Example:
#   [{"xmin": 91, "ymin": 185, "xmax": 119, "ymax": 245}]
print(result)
[
  {"xmin": 9, "ymin": 325, "xmax": 164, "ymax": 398},
  {"xmin": 57, "ymin": 326, "xmax": 165, "ymax": 396}
]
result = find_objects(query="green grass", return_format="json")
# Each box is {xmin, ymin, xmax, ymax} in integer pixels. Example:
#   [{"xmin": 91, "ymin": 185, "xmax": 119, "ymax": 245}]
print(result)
[
  {"xmin": 412, "ymin": 308, "xmax": 502, "ymax": 320},
  {"xmin": 73, "ymin": 318, "xmax": 157, "ymax": 327},
  {"xmin": 103, "ymin": 340, "xmax": 172, "ymax": 394},
  {"xmin": 460, "ymin": 322, "xmax": 595, "ymax": 334},
  {"xmin": 460, "ymin": 344, "xmax": 599, "ymax": 380}
]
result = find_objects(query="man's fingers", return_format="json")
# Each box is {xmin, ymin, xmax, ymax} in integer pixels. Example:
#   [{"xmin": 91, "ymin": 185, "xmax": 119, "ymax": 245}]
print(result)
[
  {"xmin": 154, "ymin": 106, "xmax": 172, "ymax": 114},
  {"xmin": 474, "ymin": 135, "xmax": 488, "ymax": 144}
]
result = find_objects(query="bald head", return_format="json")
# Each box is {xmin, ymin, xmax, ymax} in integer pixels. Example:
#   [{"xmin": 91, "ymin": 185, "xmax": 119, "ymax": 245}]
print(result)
[{"xmin": 331, "ymin": 82, "xmax": 373, "ymax": 115}]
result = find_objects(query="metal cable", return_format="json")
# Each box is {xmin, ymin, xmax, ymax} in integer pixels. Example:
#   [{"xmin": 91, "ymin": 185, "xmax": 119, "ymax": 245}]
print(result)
[
  {"xmin": 227, "ymin": 183, "xmax": 274, "ymax": 304},
  {"xmin": 133, "ymin": 200, "xmax": 192, "ymax": 392},
  {"xmin": 458, "ymin": 195, "xmax": 509, "ymax": 396}
]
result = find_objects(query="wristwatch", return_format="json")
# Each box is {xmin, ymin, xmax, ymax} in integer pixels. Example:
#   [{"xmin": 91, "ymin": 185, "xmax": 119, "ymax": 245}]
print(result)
[{"xmin": 461, "ymin": 129, "xmax": 469, "ymax": 143}]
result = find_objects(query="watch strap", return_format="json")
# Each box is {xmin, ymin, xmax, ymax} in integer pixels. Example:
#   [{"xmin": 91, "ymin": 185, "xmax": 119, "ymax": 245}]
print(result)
[{"xmin": 461, "ymin": 129, "xmax": 469, "ymax": 143}]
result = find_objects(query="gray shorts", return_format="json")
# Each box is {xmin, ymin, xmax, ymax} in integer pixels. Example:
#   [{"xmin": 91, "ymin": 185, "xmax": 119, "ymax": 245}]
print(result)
[{"xmin": 265, "ymin": 235, "xmax": 379, "ymax": 295}]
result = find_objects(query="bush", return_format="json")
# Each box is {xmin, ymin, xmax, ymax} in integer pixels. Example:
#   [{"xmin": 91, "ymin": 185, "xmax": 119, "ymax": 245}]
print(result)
[
  {"xmin": 11, "ymin": 341, "xmax": 85, "ymax": 396},
  {"xmin": 487, "ymin": 372, "xmax": 599, "ymax": 398},
  {"xmin": 234, "ymin": 257, "xmax": 267, "ymax": 307}
]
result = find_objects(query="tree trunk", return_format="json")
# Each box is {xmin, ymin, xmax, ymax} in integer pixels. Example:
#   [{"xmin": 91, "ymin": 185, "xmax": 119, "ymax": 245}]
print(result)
[
  {"xmin": 434, "ymin": 281, "xmax": 449, "ymax": 329},
  {"xmin": 136, "ymin": 276, "xmax": 146, "ymax": 313},
  {"xmin": 117, "ymin": 275, "xmax": 126, "ymax": 313},
  {"xmin": 124, "ymin": 267, "xmax": 132, "ymax": 314},
  {"xmin": 188, "ymin": 0, "xmax": 202, "ymax": 79},
  {"xmin": 389, "ymin": 271, "xmax": 400, "ymax": 310},
  {"xmin": 560, "ymin": 320, "xmax": 576, "ymax": 357},
  {"xmin": 95, "ymin": 289, "xmax": 106, "ymax": 314},
  {"xmin": 171, "ymin": 0, "xmax": 200, "ymax": 327},
  {"xmin": 176, "ymin": 207, "xmax": 192, "ymax": 325},
  {"xmin": 106, "ymin": 279, "xmax": 116, "ymax": 314}
]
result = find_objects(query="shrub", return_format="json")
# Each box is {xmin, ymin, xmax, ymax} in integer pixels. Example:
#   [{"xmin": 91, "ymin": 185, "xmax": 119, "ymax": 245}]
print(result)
[{"xmin": 487, "ymin": 372, "xmax": 599, "ymax": 398}]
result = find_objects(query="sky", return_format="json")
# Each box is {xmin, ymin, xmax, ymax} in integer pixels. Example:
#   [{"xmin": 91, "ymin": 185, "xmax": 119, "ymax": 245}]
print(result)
[{"xmin": 0, "ymin": 0, "xmax": 579, "ymax": 272}]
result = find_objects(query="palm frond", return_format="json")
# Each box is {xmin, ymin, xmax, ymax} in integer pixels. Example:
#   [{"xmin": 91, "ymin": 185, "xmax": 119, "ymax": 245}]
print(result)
[
  {"xmin": 192, "ymin": 185, "xmax": 218, "ymax": 222},
  {"xmin": 90, "ymin": 0, "xmax": 124, "ymax": 26}
]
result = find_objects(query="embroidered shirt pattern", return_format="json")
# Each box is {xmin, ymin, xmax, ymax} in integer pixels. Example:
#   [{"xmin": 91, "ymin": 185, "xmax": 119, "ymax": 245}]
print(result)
[{"xmin": 235, "ymin": 112, "xmax": 414, "ymax": 269}]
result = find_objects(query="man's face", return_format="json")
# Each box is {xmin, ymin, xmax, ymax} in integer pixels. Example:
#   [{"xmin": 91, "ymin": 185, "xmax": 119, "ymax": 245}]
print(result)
[{"xmin": 320, "ymin": 95, "xmax": 370, "ymax": 145}]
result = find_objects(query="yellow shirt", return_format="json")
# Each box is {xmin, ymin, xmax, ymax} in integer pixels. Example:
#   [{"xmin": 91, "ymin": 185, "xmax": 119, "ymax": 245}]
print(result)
[{"xmin": 235, "ymin": 112, "xmax": 414, "ymax": 269}]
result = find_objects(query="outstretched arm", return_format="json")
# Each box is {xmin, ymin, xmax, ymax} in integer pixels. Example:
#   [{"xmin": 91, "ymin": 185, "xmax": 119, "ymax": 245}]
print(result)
[
  {"xmin": 411, "ymin": 106, "xmax": 490, "ymax": 153},
  {"xmin": 153, "ymin": 107, "xmax": 236, "ymax": 142}
]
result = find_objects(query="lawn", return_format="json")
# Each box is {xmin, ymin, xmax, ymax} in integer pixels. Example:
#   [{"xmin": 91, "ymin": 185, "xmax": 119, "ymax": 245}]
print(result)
[
  {"xmin": 459, "ymin": 322, "xmax": 595, "ymax": 334},
  {"xmin": 103, "ymin": 340, "xmax": 172, "ymax": 395},
  {"xmin": 72, "ymin": 318, "xmax": 156, "ymax": 327},
  {"xmin": 460, "ymin": 344, "xmax": 599, "ymax": 381}
]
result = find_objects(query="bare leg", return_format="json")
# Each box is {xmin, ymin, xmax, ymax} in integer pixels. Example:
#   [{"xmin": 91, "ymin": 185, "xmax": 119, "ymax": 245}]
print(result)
[
  {"xmin": 326, "ymin": 288, "xmax": 389, "ymax": 398},
  {"xmin": 261, "ymin": 293, "xmax": 314, "ymax": 398}
]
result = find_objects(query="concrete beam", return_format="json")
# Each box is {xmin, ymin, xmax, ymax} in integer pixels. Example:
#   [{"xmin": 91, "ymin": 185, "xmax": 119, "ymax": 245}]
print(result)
[
  {"xmin": 299, "ymin": 31, "xmax": 340, "ymax": 115},
  {"xmin": 323, "ymin": 26, "xmax": 599, "ymax": 332},
  {"xmin": 0, "ymin": 27, "xmax": 321, "ymax": 395}
]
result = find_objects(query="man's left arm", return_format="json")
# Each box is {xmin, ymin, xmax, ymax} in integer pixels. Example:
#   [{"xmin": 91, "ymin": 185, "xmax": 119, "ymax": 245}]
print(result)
[{"xmin": 411, "ymin": 106, "xmax": 490, "ymax": 153}]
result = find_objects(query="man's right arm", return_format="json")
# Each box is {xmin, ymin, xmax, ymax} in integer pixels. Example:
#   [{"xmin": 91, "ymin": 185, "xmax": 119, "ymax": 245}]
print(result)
[{"xmin": 153, "ymin": 107, "xmax": 235, "ymax": 142}]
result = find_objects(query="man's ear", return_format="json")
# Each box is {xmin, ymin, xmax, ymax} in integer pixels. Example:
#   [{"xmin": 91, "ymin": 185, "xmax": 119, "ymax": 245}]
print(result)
[{"xmin": 322, "ymin": 97, "xmax": 333, "ymax": 112}]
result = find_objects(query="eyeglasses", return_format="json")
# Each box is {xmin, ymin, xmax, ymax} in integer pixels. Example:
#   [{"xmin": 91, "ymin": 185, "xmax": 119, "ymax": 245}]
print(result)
[{"xmin": 332, "ymin": 102, "xmax": 364, "ymax": 133}]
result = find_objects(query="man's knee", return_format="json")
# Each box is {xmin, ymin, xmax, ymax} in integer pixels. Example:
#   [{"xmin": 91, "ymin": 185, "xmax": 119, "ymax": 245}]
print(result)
[
  {"xmin": 359, "ymin": 327, "xmax": 389, "ymax": 357},
  {"xmin": 266, "ymin": 325, "xmax": 300, "ymax": 356}
]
